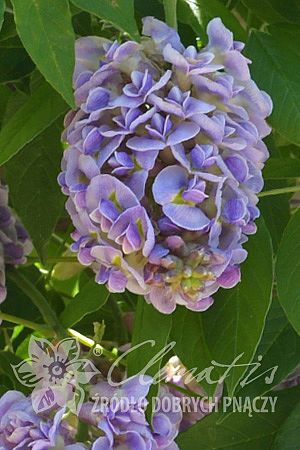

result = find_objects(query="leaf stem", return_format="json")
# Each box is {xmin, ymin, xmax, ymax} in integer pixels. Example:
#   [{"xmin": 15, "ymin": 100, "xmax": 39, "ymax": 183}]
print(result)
[
  {"xmin": 0, "ymin": 311, "xmax": 126, "ymax": 367},
  {"xmin": 164, "ymin": 381, "xmax": 204, "ymax": 398},
  {"xmin": 246, "ymin": 9, "xmax": 253, "ymax": 33},
  {"xmin": 3, "ymin": 328, "xmax": 14, "ymax": 352},
  {"xmin": 0, "ymin": 312, "xmax": 126, "ymax": 365},
  {"xmin": 0, "ymin": 311, "xmax": 213, "ymax": 400},
  {"xmin": 67, "ymin": 330, "xmax": 206, "ymax": 398},
  {"xmin": 0, "ymin": 312, "xmax": 54, "ymax": 337},
  {"xmin": 27, "ymin": 256, "xmax": 79, "ymax": 264},
  {"xmin": 110, "ymin": 295, "xmax": 129, "ymax": 343},
  {"xmin": 68, "ymin": 328, "xmax": 127, "ymax": 367},
  {"xmin": 163, "ymin": 0, "xmax": 177, "ymax": 29},
  {"xmin": 258, "ymin": 185, "xmax": 300, "ymax": 198},
  {"xmin": 7, "ymin": 268, "xmax": 67, "ymax": 339}
]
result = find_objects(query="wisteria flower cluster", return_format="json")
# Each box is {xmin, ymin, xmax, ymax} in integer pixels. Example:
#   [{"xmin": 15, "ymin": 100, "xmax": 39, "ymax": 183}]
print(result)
[
  {"xmin": 0, "ymin": 183, "xmax": 32, "ymax": 308},
  {"xmin": 0, "ymin": 390, "xmax": 84, "ymax": 449},
  {"xmin": 0, "ymin": 376, "xmax": 184, "ymax": 449},
  {"xmin": 79, "ymin": 375, "xmax": 182, "ymax": 449},
  {"xmin": 59, "ymin": 17, "xmax": 272, "ymax": 313}
]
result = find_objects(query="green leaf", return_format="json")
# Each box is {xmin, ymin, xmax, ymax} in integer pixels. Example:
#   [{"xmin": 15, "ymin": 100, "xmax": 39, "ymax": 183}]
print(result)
[
  {"xmin": 15, "ymin": 330, "xmax": 43, "ymax": 360},
  {"xmin": 1, "ymin": 272, "xmax": 41, "ymax": 327},
  {"xmin": 183, "ymin": 0, "xmax": 247, "ymax": 43},
  {"xmin": 206, "ymin": 218, "xmax": 273, "ymax": 395},
  {"xmin": 60, "ymin": 279, "xmax": 110, "ymax": 328},
  {"xmin": 259, "ymin": 136, "xmax": 291, "ymax": 252},
  {"xmin": 177, "ymin": 0, "xmax": 205, "ymax": 43},
  {"xmin": 279, "ymin": 143, "xmax": 300, "ymax": 156},
  {"xmin": 3, "ymin": 265, "xmax": 64, "ymax": 325},
  {"xmin": 134, "ymin": 0, "xmax": 164, "ymax": 19},
  {"xmin": 0, "ymin": 81, "xmax": 68, "ymax": 165},
  {"xmin": 272, "ymin": 401, "xmax": 300, "ymax": 449},
  {"xmin": 276, "ymin": 207, "xmax": 300, "ymax": 335},
  {"xmin": 171, "ymin": 306, "xmax": 216, "ymax": 396},
  {"xmin": 176, "ymin": 386, "xmax": 300, "ymax": 448},
  {"xmin": 108, "ymin": 294, "xmax": 129, "ymax": 344},
  {"xmin": 0, "ymin": 46, "xmax": 34, "ymax": 83},
  {"xmin": 163, "ymin": 0, "xmax": 177, "ymax": 29},
  {"xmin": 218, "ymin": 298, "xmax": 300, "ymax": 421},
  {"xmin": 72, "ymin": 11, "xmax": 93, "ymax": 36},
  {"xmin": 0, "ymin": 351, "xmax": 31, "ymax": 394},
  {"xmin": 0, "ymin": 0, "xmax": 5, "ymax": 31},
  {"xmin": 127, "ymin": 298, "xmax": 172, "ymax": 422},
  {"xmin": 0, "ymin": 84, "xmax": 11, "ymax": 126},
  {"xmin": 239, "ymin": 297, "xmax": 300, "ymax": 396},
  {"xmin": 264, "ymin": 158, "xmax": 300, "ymax": 179},
  {"xmin": 0, "ymin": 12, "xmax": 17, "ymax": 41},
  {"xmin": 71, "ymin": 0, "xmax": 140, "ymax": 41},
  {"xmin": 245, "ymin": 27, "xmax": 300, "ymax": 145},
  {"xmin": 260, "ymin": 180, "xmax": 291, "ymax": 253},
  {"xmin": 1, "ymin": 86, "xmax": 28, "ymax": 127},
  {"xmin": 127, "ymin": 298, "xmax": 172, "ymax": 378},
  {"xmin": 11, "ymin": 0, "xmax": 75, "ymax": 108},
  {"xmin": 0, "ymin": 379, "xmax": 14, "ymax": 394},
  {"xmin": 5, "ymin": 118, "xmax": 65, "ymax": 257},
  {"xmin": 172, "ymin": 219, "xmax": 273, "ymax": 397},
  {"xmin": 242, "ymin": 0, "xmax": 300, "ymax": 25}
]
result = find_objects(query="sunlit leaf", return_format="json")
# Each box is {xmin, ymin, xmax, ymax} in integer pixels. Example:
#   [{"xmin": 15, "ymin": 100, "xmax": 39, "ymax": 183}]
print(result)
[
  {"xmin": 71, "ymin": 0, "xmax": 140, "ymax": 41},
  {"xmin": 276, "ymin": 207, "xmax": 300, "ymax": 335},
  {"xmin": 12, "ymin": 0, "xmax": 75, "ymax": 107}
]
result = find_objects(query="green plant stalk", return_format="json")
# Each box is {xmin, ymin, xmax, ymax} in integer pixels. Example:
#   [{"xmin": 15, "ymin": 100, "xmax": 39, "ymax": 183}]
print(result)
[
  {"xmin": 110, "ymin": 295, "xmax": 129, "ymax": 343},
  {"xmin": 7, "ymin": 268, "xmax": 67, "ymax": 339},
  {"xmin": 246, "ymin": 9, "xmax": 253, "ymax": 33},
  {"xmin": 0, "ymin": 311, "xmax": 126, "ymax": 363},
  {"xmin": 68, "ymin": 328, "xmax": 127, "ymax": 366},
  {"xmin": 163, "ymin": 0, "xmax": 177, "ymax": 29},
  {"xmin": 3, "ymin": 328, "xmax": 14, "ymax": 352},
  {"xmin": 27, "ymin": 256, "xmax": 79, "ymax": 264},
  {"xmin": 0, "ymin": 312, "xmax": 206, "ymax": 399},
  {"xmin": 0, "ymin": 312, "xmax": 55, "ymax": 337},
  {"xmin": 258, "ymin": 185, "xmax": 300, "ymax": 198},
  {"xmin": 165, "ymin": 381, "xmax": 204, "ymax": 399}
]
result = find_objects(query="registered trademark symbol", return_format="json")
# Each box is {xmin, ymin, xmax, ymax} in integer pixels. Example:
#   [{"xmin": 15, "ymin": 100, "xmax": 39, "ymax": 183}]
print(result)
[{"xmin": 93, "ymin": 346, "xmax": 103, "ymax": 357}]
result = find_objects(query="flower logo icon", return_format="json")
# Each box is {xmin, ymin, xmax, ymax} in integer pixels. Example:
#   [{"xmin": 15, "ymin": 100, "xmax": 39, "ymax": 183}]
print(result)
[{"xmin": 11, "ymin": 336, "xmax": 100, "ymax": 414}]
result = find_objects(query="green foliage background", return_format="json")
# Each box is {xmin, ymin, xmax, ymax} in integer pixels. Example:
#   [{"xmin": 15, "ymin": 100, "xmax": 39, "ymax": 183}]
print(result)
[{"xmin": 0, "ymin": 0, "xmax": 300, "ymax": 448}]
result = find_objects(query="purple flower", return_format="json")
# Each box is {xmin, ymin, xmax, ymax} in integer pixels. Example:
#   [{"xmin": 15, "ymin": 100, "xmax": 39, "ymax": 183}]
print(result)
[
  {"xmin": 0, "ymin": 391, "xmax": 85, "ymax": 449},
  {"xmin": 163, "ymin": 44, "xmax": 222, "ymax": 76},
  {"xmin": 79, "ymin": 375, "xmax": 182, "ymax": 449},
  {"xmin": 145, "ymin": 241, "xmax": 231, "ymax": 314},
  {"xmin": 142, "ymin": 16, "xmax": 185, "ymax": 53},
  {"xmin": 153, "ymin": 165, "xmax": 210, "ymax": 231},
  {"xmin": 59, "ymin": 16, "xmax": 272, "ymax": 313},
  {"xmin": 206, "ymin": 18, "xmax": 250, "ymax": 80},
  {"xmin": 164, "ymin": 356, "xmax": 222, "ymax": 431},
  {"xmin": 0, "ymin": 184, "xmax": 32, "ymax": 316},
  {"xmin": 115, "ymin": 69, "xmax": 172, "ymax": 109}
]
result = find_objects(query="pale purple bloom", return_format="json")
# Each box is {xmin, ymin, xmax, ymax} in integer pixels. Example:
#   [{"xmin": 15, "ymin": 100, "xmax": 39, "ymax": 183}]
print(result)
[
  {"xmin": 0, "ymin": 391, "xmax": 85, "ymax": 449},
  {"xmin": 0, "ymin": 184, "xmax": 32, "ymax": 314},
  {"xmin": 142, "ymin": 16, "xmax": 184, "ymax": 53},
  {"xmin": 153, "ymin": 165, "xmax": 209, "ymax": 231},
  {"xmin": 206, "ymin": 18, "xmax": 250, "ymax": 80},
  {"xmin": 59, "ymin": 16, "xmax": 272, "ymax": 313},
  {"xmin": 164, "ymin": 356, "xmax": 222, "ymax": 431},
  {"xmin": 78, "ymin": 375, "xmax": 181, "ymax": 449}
]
